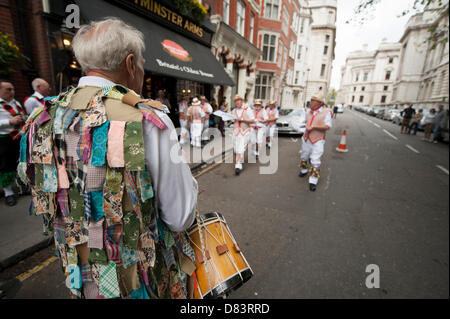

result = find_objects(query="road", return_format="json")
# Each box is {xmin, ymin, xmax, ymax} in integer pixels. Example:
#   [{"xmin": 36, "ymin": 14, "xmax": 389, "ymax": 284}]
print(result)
[{"xmin": 1, "ymin": 110, "xmax": 448, "ymax": 299}]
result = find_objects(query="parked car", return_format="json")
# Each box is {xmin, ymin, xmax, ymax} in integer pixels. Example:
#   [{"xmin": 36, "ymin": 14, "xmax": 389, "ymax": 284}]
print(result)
[
  {"xmin": 336, "ymin": 104, "xmax": 344, "ymax": 113},
  {"xmin": 366, "ymin": 106, "xmax": 375, "ymax": 116},
  {"xmin": 382, "ymin": 109, "xmax": 396, "ymax": 121},
  {"xmin": 372, "ymin": 106, "xmax": 385, "ymax": 117},
  {"xmin": 392, "ymin": 111, "xmax": 403, "ymax": 125},
  {"xmin": 276, "ymin": 108, "xmax": 306, "ymax": 135}
]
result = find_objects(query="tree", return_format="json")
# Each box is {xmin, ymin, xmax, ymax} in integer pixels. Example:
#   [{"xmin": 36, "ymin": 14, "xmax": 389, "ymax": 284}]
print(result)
[
  {"xmin": 328, "ymin": 88, "xmax": 337, "ymax": 107},
  {"xmin": 347, "ymin": 0, "xmax": 449, "ymax": 50}
]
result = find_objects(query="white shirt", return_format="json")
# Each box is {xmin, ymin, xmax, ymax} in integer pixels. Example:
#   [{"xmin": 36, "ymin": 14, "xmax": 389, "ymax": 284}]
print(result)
[
  {"xmin": 0, "ymin": 98, "xmax": 23, "ymax": 135},
  {"xmin": 186, "ymin": 105, "xmax": 206, "ymax": 119},
  {"xmin": 234, "ymin": 107, "xmax": 255, "ymax": 121},
  {"xmin": 251, "ymin": 108, "xmax": 268, "ymax": 128},
  {"xmin": 202, "ymin": 102, "xmax": 213, "ymax": 115},
  {"xmin": 309, "ymin": 107, "xmax": 333, "ymax": 128},
  {"xmin": 78, "ymin": 76, "xmax": 198, "ymax": 232},
  {"xmin": 24, "ymin": 91, "xmax": 44, "ymax": 115}
]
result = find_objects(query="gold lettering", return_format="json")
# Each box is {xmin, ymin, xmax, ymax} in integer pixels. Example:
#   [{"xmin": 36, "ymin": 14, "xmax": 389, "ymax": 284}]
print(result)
[
  {"xmin": 140, "ymin": 0, "xmax": 150, "ymax": 10},
  {"xmin": 177, "ymin": 15, "xmax": 183, "ymax": 27},
  {"xmin": 153, "ymin": 1, "xmax": 160, "ymax": 15},
  {"xmin": 197, "ymin": 27, "xmax": 203, "ymax": 38},
  {"xmin": 160, "ymin": 6, "xmax": 167, "ymax": 19}
]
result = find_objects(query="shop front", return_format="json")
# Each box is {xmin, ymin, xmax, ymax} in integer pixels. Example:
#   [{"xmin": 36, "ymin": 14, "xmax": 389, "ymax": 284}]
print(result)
[{"xmin": 74, "ymin": 0, "xmax": 234, "ymax": 125}]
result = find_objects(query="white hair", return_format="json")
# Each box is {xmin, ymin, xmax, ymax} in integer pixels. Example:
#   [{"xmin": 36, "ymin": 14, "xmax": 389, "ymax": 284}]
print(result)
[
  {"xmin": 31, "ymin": 78, "xmax": 46, "ymax": 91},
  {"xmin": 72, "ymin": 17, "xmax": 145, "ymax": 72}
]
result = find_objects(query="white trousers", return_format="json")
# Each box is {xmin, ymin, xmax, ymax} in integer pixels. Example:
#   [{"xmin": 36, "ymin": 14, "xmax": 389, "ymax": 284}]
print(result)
[
  {"xmin": 191, "ymin": 123, "xmax": 203, "ymax": 147},
  {"xmin": 300, "ymin": 139, "xmax": 325, "ymax": 185},
  {"xmin": 179, "ymin": 119, "xmax": 188, "ymax": 144},
  {"xmin": 251, "ymin": 128, "xmax": 266, "ymax": 145},
  {"xmin": 267, "ymin": 125, "xmax": 276, "ymax": 138},
  {"xmin": 233, "ymin": 133, "xmax": 249, "ymax": 164},
  {"xmin": 202, "ymin": 119, "xmax": 210, "ymax": 140}
]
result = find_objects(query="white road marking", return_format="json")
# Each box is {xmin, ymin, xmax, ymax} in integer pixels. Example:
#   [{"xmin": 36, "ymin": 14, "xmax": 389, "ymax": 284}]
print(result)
[
  {"xmin": 406, "ymin": 144, "xmax": 420, "ymax": 154},
  {"xmin": 373, "ymin": 123, "xmax": 381, "ymax": 128},
  {"xmin": 383, "ymin": 129, "xmax": 398, "ymax": 141},
  {"xmin": 436, "ymin": 165, "xmax": 449, "ymax": 175}
]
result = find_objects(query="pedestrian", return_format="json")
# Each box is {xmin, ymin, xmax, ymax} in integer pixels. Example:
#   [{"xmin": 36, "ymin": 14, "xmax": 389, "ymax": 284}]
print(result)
[
  {"xmin": 250, "ymin": 99, "xmax": 268, "ymax": 158},
  {"xmin": 421, "ymin": 108, "xmax": 436, "ymax": 141},
  {"xmin": 432, "ymin": 105, "xmax": 447, "ymax": 144},
  {"xmin": 298, "ymin": 92, "xmax": 333, "ymax": 192},
  {"xmin": 178, "ymin": 93, "xmax": 189, "ymax": 144},
  {"xmin": 156, "ymin": 89, "xmax": 171, "ymax": 111},
  {"xmin": 24, "ymin": 78, "xmax": 51, "ymax": 115},
  {"xmin": 200, "ymin": 95, "xmax": 213, "ymax": 142},
  {"xmin": 0, "ymin": 80, "xmax": 26, "ymax": 206},
  {"xmin": 218, "ymin": 98, "xmax": 228, "ymax": 137},
  {"xmin": 266, "ymin": 101, "xmax": 279, "ymax": 148},
  {"xmin": 333, "ymin": 105, "xmax": 338, "ymax": 119},
  {"xmin": 400, "ymin": 104, "xmax": 416, "ymax": 134},
  {"xmin": 187, "ymin": 97, "xmax": 205, "ymax": 148},
  {"xmin": 408, "ymin": 108, "xmax": 423, "ymax": 135},
  {"xmin": 18, "ymin": 18, "xmax": 198, "ymax": 299},
  {"xmin": 232, "ymin": 95, "xmax": 255, "ymax": 175}
]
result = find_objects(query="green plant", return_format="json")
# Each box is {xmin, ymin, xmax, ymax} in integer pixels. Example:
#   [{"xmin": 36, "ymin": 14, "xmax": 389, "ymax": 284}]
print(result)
[
  {"xmin": 0, "ymin": 32, "xmax": 25, "ymax": 78},
  {"xmin": 169, "ymin": 0, "xmax": 208, "ymax": 23}
]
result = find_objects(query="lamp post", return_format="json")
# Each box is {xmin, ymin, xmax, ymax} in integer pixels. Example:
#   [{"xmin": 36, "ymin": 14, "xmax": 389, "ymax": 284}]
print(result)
[{"xmin": 303, "ymin": 68, "xmax": 310, "ymax": 108}]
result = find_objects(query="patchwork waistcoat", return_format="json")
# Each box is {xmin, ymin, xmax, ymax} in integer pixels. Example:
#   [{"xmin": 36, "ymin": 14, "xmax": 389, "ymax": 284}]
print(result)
[
  {"xmin": 17, "ymin": 85, "xmax": 196, "ymax": 299},
  {"xmin": 304, "ymin": 108, "xmax": 331, "ymax": 144}
]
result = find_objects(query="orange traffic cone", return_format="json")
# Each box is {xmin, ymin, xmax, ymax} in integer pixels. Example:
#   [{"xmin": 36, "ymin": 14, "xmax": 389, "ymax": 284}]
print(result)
[{"xmin": 336, "ymin": 130, "xmax": 348, "ymax": 153}]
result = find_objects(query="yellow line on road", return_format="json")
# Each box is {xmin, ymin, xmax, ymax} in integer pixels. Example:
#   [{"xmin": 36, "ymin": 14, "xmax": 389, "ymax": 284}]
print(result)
[
  {"xmin": 194, "ymin": 153, "xmax": 233, "ymax": 179},
  {"xmin": 15, "ymin": 256, "xmax": 58, "ymax": 282}
]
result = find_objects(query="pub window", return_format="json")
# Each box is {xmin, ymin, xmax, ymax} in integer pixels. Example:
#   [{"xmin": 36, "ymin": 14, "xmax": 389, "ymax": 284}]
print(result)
[
  {"xmin": 265, "ymin": 0, "xmax": 280, "ymax": 20},
  {"xmin": 223, "ymin": 0, "xmax": 230, "ymax": 25},
  {"xmin": 262, "ymin": 34, "xmax": 277, "ymax": 62},
  {"xmin": 236, "ymin": 0, "xmax": 246, "ymax": 37},
  {"xmin": 249, "ymin": 14, "xmax": 255, "ymax": 42}
]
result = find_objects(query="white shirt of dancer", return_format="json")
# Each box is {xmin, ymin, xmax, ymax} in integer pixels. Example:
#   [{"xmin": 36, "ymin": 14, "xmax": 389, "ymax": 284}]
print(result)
[{"xmin": 78, "ymin": 76, "xmax": 197, "ymax": 233}]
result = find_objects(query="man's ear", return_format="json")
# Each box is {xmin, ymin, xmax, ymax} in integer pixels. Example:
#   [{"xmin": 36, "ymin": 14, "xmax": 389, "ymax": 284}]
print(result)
[{"xmin": 125, "ymin": 53, "xmax": 136, "ymax": 80}]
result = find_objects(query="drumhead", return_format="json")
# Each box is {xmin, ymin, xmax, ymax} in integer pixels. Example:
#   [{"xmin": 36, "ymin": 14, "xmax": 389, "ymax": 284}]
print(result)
[{"xmin": 202, "ymin": 268, "xmax": 253, "ymax": 299}]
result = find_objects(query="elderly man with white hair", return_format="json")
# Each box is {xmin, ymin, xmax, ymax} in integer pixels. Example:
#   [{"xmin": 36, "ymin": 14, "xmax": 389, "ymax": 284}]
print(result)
[
  {"xmin": 23, "ymin": 78, "xmax": 51, "ymax": 115},
  {"xmin": 18, "ymin": 18, "xmax": 198, "ymax": 299}
]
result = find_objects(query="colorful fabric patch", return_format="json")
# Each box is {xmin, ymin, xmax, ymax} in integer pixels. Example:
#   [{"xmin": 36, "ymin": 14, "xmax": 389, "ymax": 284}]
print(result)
[
  {"xmin": 68, "ymin": 265, "xmax": 82, "ymax": 289},
  {"xmin": 88, "ymin": 217, "xmax": 104, "ymax": 250},
  {"xmin": 91, "ymin": 121, "xmax": 110, "ymax": 167},
  {"xmin": 123, "ymin": 170, "xmax": 141, "ymax": 218},
  {"xmin": 73, "ymin": 160, "xmax": 88, "ymax": 194},
  {"xmin": 64, "ymin": 216, "xmax": 89, "ymax": 247},
  {"xmin": 76, "ymin": 118, "xmax": 92, "ymax": 164},
  {"xmin": 130, "ymin": 278, "xmax": 150, "ymax": 299},
  {"xmin": 34, "ymin": 163, "xmax": 44, "ymax": 190},
  {"xmin": 43, "ymin": 164, "xmax": 58, "ymax": 193},
  {"xmin": 107, "ymin": 121, "xmax": 126, "ymax": 168},
  {"xmin": 124, "ymin": 122, "xmax": 145, "ymax": 171},
  {"xmin": 81, "ymin": 264, "xmax": 95, "ymax": 283},
  {"xmin": 53, "ymin": 134, "xmax": 66, "ymax": 166},
  {"xmin": 17, "ymin": 162, "xmax": 27, "ymax": 185},
  {"xmin": 56, "ymin": 189, "xmax": 70, "ymax": 218},
  {"xmin": 83, "ymin": 191, "xmax": 91, "ymax": 222},
  {"xmin": 105, "ymin": 224, "xmax": 122, "ymax": 265},
  {"xmin": 138, "ymin": 231, "xmax": 156, "ymax": 271},
  {"xmin": 103, "ymin": 183, "xmax": 124, "ymax": 226},
  {"xmin": 121, "ymin": 247, "xmax": 138, "ymax": 269},
  {"xmin": 138, "ymin": 104, "xmax": 168, "ymax": 130},
  {"xmin": 122, "ymin": 210, "xmax": 140, "ymax": 250},
  {"xmin": 30, "ymin": 127, "xmax": 53, "ymax": 164},
  {"xmin": 88, "ymin": 248, "xmax": 108, "ymax": 265},
  {"xmin": 19, "ymin": 131, "xmax": 28, "ymax": 163},
  {"xmin": 31, "ymin": 188, "xmax": 49, "ymax": 215},
  {"xmin": 56, "ymin": 160, "xmax": 70, "ymax": 189},
  {"xmin": 68, "ymin": 187, "xmax": 85, "ymax": 221},
  {"xmin": 105, "ymin": 167, "xmax": 123, "ymax": 194},
  {"xmin": 99, "ymin": 261, "xmax": 121, "ymax": 299},
  {"xmin": 89, "ymin": 190, "xmax": 104, "ymax": 222},
  {"xmin": 138, "ymin": 169, "xmax": 154, "ymax": 202},
  {"xmin": 85, "ymin": 95, "xmax": 107, "ymax": 127},
  {"xmin": 55, "ymin": 241, "xmax": 68, "ymax": 268},
  {"xmin": 86, "ymin": 165, "xmax": 106, "ymax": 191}
]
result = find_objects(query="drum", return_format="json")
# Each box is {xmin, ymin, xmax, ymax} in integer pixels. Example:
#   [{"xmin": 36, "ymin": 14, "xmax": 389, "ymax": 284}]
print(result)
[{"xmin": 187, "ymin": 212, "xmax": 253, "ymax": 299}]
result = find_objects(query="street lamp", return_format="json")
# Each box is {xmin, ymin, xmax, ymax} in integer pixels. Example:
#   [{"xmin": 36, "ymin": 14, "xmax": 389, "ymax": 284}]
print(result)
[{"xmin": 303, "ymin": 68, "xmax": 310, "ymax": 108}]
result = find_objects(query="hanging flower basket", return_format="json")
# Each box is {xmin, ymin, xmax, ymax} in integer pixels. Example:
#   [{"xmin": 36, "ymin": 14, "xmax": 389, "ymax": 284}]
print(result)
[
  {"xmin": 167, "ymin": 0, "xmax": 208, "ymax": 23},
  {"xmin": 0, "ymin": 32, "xmax": 25, "ymax": 78}
]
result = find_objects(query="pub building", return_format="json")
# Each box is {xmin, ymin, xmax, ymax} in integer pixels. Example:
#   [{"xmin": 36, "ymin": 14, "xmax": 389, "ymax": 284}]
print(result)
[{"xmin": 4, "ymin": 0, "xmax": 234, "ymax": 127}]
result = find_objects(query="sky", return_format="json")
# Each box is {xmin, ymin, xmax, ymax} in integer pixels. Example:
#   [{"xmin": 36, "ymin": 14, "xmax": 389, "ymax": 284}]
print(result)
[{"xmin": 331, "ymin": 0, "xmax": 418, "ymax": 90}]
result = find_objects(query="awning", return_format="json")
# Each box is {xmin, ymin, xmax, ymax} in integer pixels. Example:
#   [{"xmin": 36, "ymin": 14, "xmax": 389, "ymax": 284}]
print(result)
[{"xmin": 75, "ymin": 0, "xmax": 235, "ymax": 86}]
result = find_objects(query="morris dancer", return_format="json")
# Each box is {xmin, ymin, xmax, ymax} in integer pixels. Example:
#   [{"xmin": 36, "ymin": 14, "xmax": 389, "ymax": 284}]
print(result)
[
  {"xmin": 24, "ymin": 78, "xmax": 50, "ymax": 115},
  {"xmin": 266, "ymin": 101, "xmax": 279, "ymax": 148},
  {"xmin": 178, "ymin": 93, "xmax": 189, "ymax": 144},
  {"xmin": 18, "ymin": 18, "xmax": 198, "ymax": 299},
  {"xmin": 250, "ymin": 99, "xmax": 268, "ymax": 158},
  {"xmin": 299, "ymin": 92, "xmax": 332, "ymax": 192},
  {"xmin": 200, "ymin": 96, "xmax": 213, "ymax": 142},
  {"xmin": 232, "ymin": 95, "xmax": 255, "ymax": 175},
  {"xmin": 187, "ymin": 97, "xmax": 205, "ymax": 148},
  {"xmin": 0, "ymin": 80, "xmax": 25, "ymax": 206}
]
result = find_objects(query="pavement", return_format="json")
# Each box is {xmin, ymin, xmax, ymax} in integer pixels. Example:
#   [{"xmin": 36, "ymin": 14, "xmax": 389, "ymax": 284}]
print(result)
[{"xmin": 0, "ymin": 126, "xmax": 234, "ymax": 272}]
